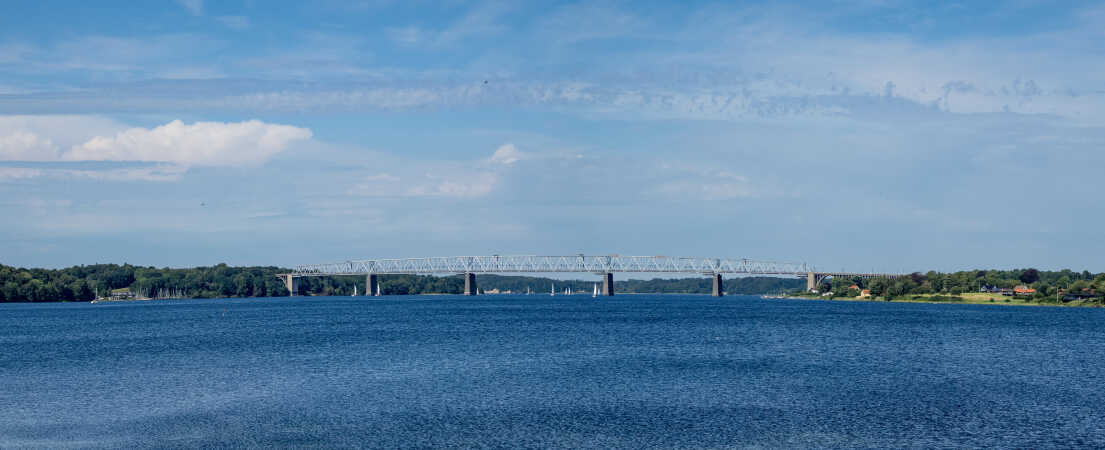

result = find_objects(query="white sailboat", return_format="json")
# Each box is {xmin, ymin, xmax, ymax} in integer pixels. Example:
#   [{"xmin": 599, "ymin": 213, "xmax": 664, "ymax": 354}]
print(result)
[
  {"xmin": 551, "ymin": 283, "xmax": 555, "ymax": 296},
  {"xmin": 353, "ymin": 285, "xmax": 357, "ymax": 296},
  {"xmin": 593, "ymin": 283, "xmax": 598, "ymax": 298},
  {"xmin": 376, "ymin": 281, "xmax": 382, "ymax": 296}
]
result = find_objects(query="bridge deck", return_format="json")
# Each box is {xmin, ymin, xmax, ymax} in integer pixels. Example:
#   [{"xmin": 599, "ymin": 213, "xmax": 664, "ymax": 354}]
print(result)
[{"xmin": 288, "ymin": 255, "xmax": 811, "ymax": 276}]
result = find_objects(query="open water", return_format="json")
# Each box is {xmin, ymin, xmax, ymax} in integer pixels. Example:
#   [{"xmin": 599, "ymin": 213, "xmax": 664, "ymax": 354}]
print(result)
[{"xmin": 2, "ymin": 295, "xmax": 1104, "ymax": 448}]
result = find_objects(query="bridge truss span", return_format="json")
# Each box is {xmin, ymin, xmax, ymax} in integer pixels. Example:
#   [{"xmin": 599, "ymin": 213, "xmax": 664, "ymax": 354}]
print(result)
[{"xmin": 290, "ymin": 255, "xmax": 812, "ymax": 277}]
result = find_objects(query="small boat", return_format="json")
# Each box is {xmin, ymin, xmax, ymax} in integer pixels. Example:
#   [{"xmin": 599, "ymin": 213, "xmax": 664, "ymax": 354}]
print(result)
[
  {"xmin": 353, "ymin": 285, "xmax": 358, "ymax": 296},
  {"xmin": 593, "ymin": 283, "xmax": 598, "ymax": 298},
  {"xmin": 377, "ymin": 281, "xmax": 382, "ymax": 296},
  {"xmin": 551, "ymin": 283, "xmax": 555, "ymax": 296}
]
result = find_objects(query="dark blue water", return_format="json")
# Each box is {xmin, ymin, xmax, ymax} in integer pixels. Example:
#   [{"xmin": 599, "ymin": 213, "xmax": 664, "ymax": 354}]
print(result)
[{"xmin": 2, "ymin": 296, "xmax": 1104, "ymax": 448}]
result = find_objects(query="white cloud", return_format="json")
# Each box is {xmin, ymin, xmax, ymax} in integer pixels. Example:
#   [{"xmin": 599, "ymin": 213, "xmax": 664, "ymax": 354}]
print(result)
[
  {"xmin": 489, "ymin": 143, "xmax": 523, "ymax": 165},
  {"xmin": 0, "ymin": 130, "xmax": 59, "ymax": 161},
  {"xmin": 64, "ymin": 119, "xmax": 313, "ymax": 167},
  {"xmin": 0, "ymin": 116, "xmax": 312, "ymax": 183}
]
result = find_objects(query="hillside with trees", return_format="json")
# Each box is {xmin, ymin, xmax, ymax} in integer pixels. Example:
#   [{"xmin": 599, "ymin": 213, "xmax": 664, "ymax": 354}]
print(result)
[{"xmin": 816, "ymin": 268, "xmax": 1105, "ymax": 304}]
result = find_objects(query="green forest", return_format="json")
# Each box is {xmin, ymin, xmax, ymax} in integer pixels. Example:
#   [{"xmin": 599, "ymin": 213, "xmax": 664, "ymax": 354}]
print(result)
[
  {"xmin": 0, "ymin": 263, "xmax": 802, "ymax": 302},
  {"xmin": 814, "ymin": 268, "xmax": 1105, "ymax": 304}
]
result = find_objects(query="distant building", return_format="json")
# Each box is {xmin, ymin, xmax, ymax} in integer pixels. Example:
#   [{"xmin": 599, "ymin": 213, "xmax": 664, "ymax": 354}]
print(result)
[
  {"xmin": 1013, "ymin": 285, "xmax": 1036, "ymax": 296},
  {"xmin": 987, "ymin": 287, "xmax": 1015, "ymax": 296},
  {"xmin": 1060, "ymin": 288, "xmax": 1097, "ymax": 301},
  {"xmin": 108, "ymin": 291, "xmax": 136, "ymax": 300}
]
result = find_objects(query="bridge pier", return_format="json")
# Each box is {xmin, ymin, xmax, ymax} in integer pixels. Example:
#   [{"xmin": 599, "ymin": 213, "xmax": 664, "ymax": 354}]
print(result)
[
  {"xmin": 464, "ymin": 272, "xmax": 478, "ymax": 295},
  {"xmin": 601, "ymin": 273, "xmax": 615, "ymax": 296},
  {"xmin": 283, "ymin": 275, "xmax": 298, "ymax": 296},
  {"xmin": 366, "ymin": 274, "xmax": 379, "ymax": 296},
  {"xmin": 712, "ymin": 273, "xmax": 724, "ymax": 297}
]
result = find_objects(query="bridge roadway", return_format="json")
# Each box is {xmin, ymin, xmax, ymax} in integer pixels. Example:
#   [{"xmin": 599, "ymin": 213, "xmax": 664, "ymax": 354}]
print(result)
[{"xmin": 278, "ymin": 255, "xmax": 900, "ymax": 297}]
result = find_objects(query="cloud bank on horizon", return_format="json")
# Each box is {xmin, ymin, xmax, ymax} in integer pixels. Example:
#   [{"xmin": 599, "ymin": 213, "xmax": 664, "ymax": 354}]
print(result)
[{"xmin": 0, "ymin": 0, "xmax": 1103, "ymax": 272}]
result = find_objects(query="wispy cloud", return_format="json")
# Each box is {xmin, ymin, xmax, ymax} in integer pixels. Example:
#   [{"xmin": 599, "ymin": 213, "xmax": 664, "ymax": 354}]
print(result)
[
  {"xmin": 0, "ymin": 167, "xmax": 43, "ymax": 181},
  {"xmin": 385, "ymin": 2, "xmax": 512, "ymax": 48},
  {"xmin": 215, "ymin": 15, "xmax": 251, "ymax": 30},
  {"xmin": 652, "ymin": 170, "xmax": 761, "ymax": 201},
  {"xmin": 176, "ymin": 0, "xmax": 203, "ymax": 16},
  {"xmin": 0, "ymin": 165, "xmax": 187, "ymax": 182},
  {"xmin": 345, "ymin": 151, "xmax": 506, "ymax": 199},
  {"xmin": 2, "ymin": 3, "xmax": 1103, "ymax": 121}
]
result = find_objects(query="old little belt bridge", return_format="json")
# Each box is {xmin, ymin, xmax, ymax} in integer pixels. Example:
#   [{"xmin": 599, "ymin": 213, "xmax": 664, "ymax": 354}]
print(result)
[{"xmin": 278, "ymin": 255, "xmax": 901, "ymax": 297}]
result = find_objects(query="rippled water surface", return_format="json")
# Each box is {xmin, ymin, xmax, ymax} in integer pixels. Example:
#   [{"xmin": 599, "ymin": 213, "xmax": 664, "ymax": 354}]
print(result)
[{"xmin": 2, "ymin": 295, "xmax": 1105, "ymax": 448}]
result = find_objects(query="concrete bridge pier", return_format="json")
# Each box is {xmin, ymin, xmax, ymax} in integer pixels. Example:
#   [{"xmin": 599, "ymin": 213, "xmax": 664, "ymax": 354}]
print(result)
[
  {"xmin": 464, "ymin": 272, "xmax": 478, "ymax": 295},
  {"xmin": 366, "ymin": 274, "xmax": 379, "ymax": 296},
  {"xmin": 712, "ymin": 273, "xmax": 724, "ymax": 297},
  {"xmin": 283, "ymin": 275, "xmax": 298, "ymax": 296},
  {"xmin": 807, "ymin": 272, "xmax": 829, "ymax": 292},
  {"xmin": 601, "ymin": 273, "xmax": 615, "ymax": 296}
]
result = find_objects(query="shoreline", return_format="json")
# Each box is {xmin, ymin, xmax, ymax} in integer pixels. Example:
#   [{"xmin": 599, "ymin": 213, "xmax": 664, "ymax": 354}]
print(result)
[
  {"xmin": 8, "ymin": 292, "xmax": 1102, "ymax": 308},
  {"xmin": 783, "ymin": 292, "xmax": 1103, "ymax": 308}
]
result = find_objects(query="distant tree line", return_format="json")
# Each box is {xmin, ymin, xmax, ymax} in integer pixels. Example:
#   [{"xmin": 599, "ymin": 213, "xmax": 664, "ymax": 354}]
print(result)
[
  {"xmin": 0, "ymin": 264, "xmax": 292, "ymax": 302},
  {"xmin": 819, "ymin": 268, "xmax": 1105, "ymax": 303},
  {"xmin": 0, "ymin": 263, "xmax": 803, "ymax": 302}
]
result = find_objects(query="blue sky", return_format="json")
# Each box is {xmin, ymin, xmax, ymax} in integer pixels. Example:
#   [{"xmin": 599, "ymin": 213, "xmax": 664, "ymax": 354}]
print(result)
[{"xmin": 1, "ymin": 0, "xmax": 1103, "ymax": 273}]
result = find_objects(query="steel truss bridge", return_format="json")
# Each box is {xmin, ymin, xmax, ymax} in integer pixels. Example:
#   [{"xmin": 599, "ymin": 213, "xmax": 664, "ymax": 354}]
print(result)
[
  {"xmin": 292, "ymin": 255, "xmax": 811, "ymax": 277},
  {"xmin": 278, "ymin": 255, "xmax": 900, "ymax": 297}
]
